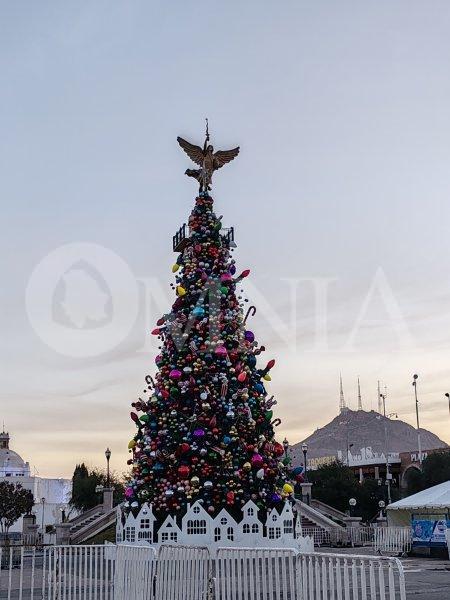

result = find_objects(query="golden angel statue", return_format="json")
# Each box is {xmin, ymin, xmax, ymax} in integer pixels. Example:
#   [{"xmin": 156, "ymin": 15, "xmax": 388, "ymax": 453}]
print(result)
[{"xmin": 177, "ymin": 121, "xmax": 239, "ymax": 192}]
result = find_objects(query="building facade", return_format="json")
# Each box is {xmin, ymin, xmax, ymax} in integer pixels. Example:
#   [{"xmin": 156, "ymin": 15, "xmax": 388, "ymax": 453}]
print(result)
[{"xmin": 0, "ymin": 431, "xmax": 72, "ymax": 535}]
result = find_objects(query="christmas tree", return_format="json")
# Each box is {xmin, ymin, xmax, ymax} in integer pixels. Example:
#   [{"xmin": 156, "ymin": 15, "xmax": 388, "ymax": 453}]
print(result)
[{"xmin": 125, "ymin": 128, "xmax": 298, "ymax": 523}]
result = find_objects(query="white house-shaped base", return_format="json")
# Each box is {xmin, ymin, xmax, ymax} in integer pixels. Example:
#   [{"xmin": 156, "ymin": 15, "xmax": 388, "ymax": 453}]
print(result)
[{"xmin": 117, "ymin": 500, "xmax": 313, "ymax": 552}]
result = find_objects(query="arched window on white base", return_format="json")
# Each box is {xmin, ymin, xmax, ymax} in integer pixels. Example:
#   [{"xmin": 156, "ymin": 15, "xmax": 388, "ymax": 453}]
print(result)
[
  {"xmin": 283, "ymin": 519, "xmax": 293, "ymax": 534},
  {"xmin": 125, "ymin": 527, "xmax": 136, "ymax": 543},
  {"xmin": 268, "ymin": 527, "xmax": 281, "ymax": 540},
  {"xmin": 187, "ymin": 520, "xmax": 207, "ymax": 535}
]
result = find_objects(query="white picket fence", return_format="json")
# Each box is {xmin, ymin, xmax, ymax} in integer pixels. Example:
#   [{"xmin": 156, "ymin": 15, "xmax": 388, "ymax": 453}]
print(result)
[
  {"xmin": 374, "ymin": 527, "xmax": 411, "ymax": 555},
  {"xmin": 301, "ymin": 525, "xmax": 411, "ymax": 555},
  {"xmin": 298, "ymin": 552, "xmax": 406, "ymax": 600},
  {"xmin": 0, "ymin": 543, "xmax": 406, "ymax": 600}
]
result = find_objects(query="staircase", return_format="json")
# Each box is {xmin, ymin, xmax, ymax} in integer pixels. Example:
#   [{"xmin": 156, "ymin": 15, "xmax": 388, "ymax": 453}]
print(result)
[
  {"xmin": 295, "ymin": 500, "xmax": 346, "ymax": 546},
  {"xmin": 64, "ymin": 488, "xmax": 117, "ymax": 544},
  {"xmin": 69, "ymin": 507, "xmax": 104, "ymax": 535},
  {"xmin": 310, "ymin": 499, "xmax": 349, "ymax": 526},
  {"xmin": 69, "ymin": 508, "xmax": 116, "ymax": 544}
]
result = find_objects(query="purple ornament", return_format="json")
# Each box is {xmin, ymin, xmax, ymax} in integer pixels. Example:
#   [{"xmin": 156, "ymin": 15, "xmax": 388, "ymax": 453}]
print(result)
[
  {"xmin": 193, "ymin": 428, "xmax": 205, "ymax": 438},
  {"xmin": 125, "ymin": 487, "xmax": 134, "ymax": 498},
  {"xmin": 169, "ymin": 369, "xmax": 182, "ymax": 379},
  {"xmin": 245, "ymin": 331, "xmax": 255, "ymax": 343},
  {"xmin": 270, "ymin": 492, "xmax": 282, "ymax": 503},
  {"xmin": 215, "ymin": 345, "xmax": 228, "ymax": 356},
  {"xmin": 251, "ymin": 453, "xmax": 263, "ymax": 467}
]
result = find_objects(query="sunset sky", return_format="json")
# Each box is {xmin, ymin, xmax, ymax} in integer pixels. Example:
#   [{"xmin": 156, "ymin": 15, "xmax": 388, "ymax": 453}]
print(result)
[{"xmin": 1, "ymin": 1, "xmax": 450, "ymax": 478}]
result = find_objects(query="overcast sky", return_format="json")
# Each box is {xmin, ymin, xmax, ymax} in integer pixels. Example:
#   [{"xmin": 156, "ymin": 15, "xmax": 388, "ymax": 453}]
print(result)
[{"xmin": 1, "ymin": 1, "xmax": 450, "ymax": 478}]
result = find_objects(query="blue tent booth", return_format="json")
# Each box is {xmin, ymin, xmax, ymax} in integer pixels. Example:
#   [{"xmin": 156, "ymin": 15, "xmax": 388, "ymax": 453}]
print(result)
[
  {"xmin": 411, "ymin": 514, "xmax": 450, "ymax": 548},
  {"xmin": 386, "ymin": 480, "xmax": 450, "ymax": 555}
]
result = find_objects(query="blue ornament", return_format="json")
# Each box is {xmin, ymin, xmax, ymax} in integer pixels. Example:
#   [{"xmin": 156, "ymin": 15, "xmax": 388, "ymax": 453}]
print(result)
[
  {"xmin": 292, "ymin": 466, "xmax": 304, "ymax": 476},
  {"xmin": 247, "ymin": 355, "xmax": 256, "ymax": 367}
]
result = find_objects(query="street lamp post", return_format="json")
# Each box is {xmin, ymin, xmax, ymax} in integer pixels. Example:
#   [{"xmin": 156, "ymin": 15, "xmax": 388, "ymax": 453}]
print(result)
[
  {"xmin": 282, "ymin": 437, "xmax": 289, "ymax": 459},
  {"xmin": 445, "ymin": 393, "xmax": 450, "ymax": 415},
  {"xmin": 383, "ymin": 411, "xmax": 397, "ymax": 506},
  {"xmin": 301, "ymin": 443, "xmax": 308, "ymax": 483},
  {"xmin": 105, "ymin": 448, "xmax": 111, "ymax": 488},
  {"xmin": 349, "ymin": 497, "xmax": 356, "ymax": 517},
  {"xmin": 378, "ymin": 500, "xmax": 385, "ymax": 518},
  {"xmin": 347, "ymin": 441, "xmax": 354, "ymax": 466},
  {"xmin": 412, "ymin": 374, "xmax": 422, "ymax": 465},
  {"xmin": 41, "ymin": 497, "xmax": 46, "ymax": 537}
]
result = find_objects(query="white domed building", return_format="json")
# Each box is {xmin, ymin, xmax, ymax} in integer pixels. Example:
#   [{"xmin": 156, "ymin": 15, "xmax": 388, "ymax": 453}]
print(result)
[
  {"xmin": 0, "ymin": 431, "xmax": 31, "ymax": 477},
  {"xmin": 0, "ymin": 431, "xmax": 72, "ymax": 537}
]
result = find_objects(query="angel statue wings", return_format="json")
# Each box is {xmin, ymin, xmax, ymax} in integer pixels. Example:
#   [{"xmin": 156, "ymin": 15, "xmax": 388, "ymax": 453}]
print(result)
[{"xmin": 177, "ymin": 122, "xmax": 239, "ymax": 192}]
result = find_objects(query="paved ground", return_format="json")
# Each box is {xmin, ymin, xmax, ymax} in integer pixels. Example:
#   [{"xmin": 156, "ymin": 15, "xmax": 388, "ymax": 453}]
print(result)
[
  {"xmin": 402, "ymin": 556, "xmax": 449, "ymax": 599},
  {"xmin": 326, "ymin": 546, "xmax": 450, "ymax": 599}
]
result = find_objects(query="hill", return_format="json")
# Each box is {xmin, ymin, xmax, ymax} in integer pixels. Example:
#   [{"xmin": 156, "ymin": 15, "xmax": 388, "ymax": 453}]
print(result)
[{"xmin": 290, "ymin": 409, "xmax": 448, "ymax": 464}]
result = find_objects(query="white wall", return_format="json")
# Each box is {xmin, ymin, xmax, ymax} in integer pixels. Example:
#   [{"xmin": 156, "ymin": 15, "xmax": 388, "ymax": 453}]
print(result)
[{"xmin": 4, "ymin": 476, "xmax": 72, "ymax": 533}]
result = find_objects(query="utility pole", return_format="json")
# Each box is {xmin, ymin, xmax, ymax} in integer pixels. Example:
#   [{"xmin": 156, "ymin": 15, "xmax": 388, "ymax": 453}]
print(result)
[
  {"xmin": 383, "ymin": 412, "xmax": 397, "ymax": 506},
  {"xmin": 379, "ymin": 392, "xmax": 386, "ymax": 418},
  {"xmin": 412, "ymin": 374, "xmax": 422, "ymax": 465}
]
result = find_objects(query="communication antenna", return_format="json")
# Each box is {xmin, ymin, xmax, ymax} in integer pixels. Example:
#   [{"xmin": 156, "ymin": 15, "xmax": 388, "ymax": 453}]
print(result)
[{"xmin": 339, "ymin": 374, "xmax": 347, "ymax": 413}]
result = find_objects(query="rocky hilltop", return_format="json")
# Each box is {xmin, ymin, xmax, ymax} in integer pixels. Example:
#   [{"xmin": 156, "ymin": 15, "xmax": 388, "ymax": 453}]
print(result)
[{"xmin": 291, "ymin": 409, "xmax": 448, "ymax": 465}]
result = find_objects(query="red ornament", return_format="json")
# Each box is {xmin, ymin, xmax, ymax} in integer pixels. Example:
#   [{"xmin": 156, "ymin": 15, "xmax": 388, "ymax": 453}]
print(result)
[
  {"xmin": 178, "ymin": 465, "xmax": 190, "ymax": 478},
  {"xmin": 273, "ymin": 442, "xmax": 284, "ymax": 457},
  {"xmin": 226, "ymin": 491, "xmax": 235, "ymax": 504}
]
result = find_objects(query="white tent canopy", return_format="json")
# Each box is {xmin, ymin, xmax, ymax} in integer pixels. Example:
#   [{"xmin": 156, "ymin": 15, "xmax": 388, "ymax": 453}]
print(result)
[
  {"xmin": 386, "ymin": 481, "xmax": 450, "ymax": 526},
  {"xmin": 388, "ymin": 481, "xmax": 450, "ymax": 511}
]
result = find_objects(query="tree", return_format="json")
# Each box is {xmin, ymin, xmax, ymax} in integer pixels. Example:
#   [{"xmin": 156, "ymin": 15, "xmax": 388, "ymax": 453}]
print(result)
[
  {"xmin": 308, "ymin": 462, "xmax": 397, "ymax": 522},
  {"xmin": 0, "ymin": 482, "xmax": 34, "ymax": 536},
  {"xmin": 308, "ymin": 462, "xmax": 360, "ymax": 514},
  {"xmin": 70, "ymin": 463, "xmax": 124, "ymax": 512},
  {"xmin": 422, "ymin": 451, "xmax": 450, "ymax": 488},
  {"xmin": 126, "ymin": 191, "xmax": 294, "ymax": 520},
  {"xmin": 406, "ymin": 451, "xmax": 450, "ymax": 495}
]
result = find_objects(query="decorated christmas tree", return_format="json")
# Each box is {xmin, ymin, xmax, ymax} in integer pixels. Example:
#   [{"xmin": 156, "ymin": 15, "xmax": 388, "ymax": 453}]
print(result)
[{"xmin": 125, "ymin": 126, "xmax": 301, "ymax": 525}]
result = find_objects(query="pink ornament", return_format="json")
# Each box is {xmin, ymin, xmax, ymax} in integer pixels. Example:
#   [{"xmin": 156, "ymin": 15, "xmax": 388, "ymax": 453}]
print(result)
[
  {"xmin": 215, "ymin": 345, "xmax": 228, "ymax": 356},
  {"xmin": 170, "ymin": 369, "xmax": 182, "ymax": 379},
  {"xmin": 251, "ymin": 453, "xmax": 263, "ymax": 468},
  {"xmin": 125, "ymin": 488, "xmax": 134, "ymax": 498}
]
